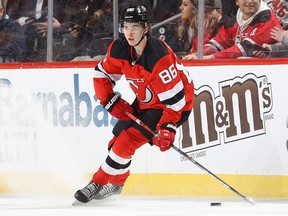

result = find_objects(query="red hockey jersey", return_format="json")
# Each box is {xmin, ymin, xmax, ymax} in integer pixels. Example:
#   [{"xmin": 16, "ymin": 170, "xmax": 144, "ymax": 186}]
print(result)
[
  {"xmin": 270, "ymin": 0, "xmax": 288, "ymax": 29},
  {"xmin": 93, "ymin": 36, "xmax": 194, "ymax": 125},
  {"xmin": 203, "ymin": 9, "xmax": 282, "ymax": 58}
]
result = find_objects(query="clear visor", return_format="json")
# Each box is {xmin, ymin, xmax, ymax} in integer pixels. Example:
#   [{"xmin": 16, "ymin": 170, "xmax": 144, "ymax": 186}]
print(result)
[{"xmin": 118, "ymin": 22, "xmax": 146, "ymax": 33}]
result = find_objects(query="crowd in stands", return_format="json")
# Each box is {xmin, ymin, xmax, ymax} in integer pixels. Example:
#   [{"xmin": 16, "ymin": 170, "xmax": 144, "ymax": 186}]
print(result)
[{"xmin": 0, "ymin": 0, "xmax": 288, "ymax": 63}]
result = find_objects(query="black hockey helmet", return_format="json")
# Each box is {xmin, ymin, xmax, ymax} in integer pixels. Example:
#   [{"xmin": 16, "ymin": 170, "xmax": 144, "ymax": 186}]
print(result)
[{"xmin": 120, "ymin": 5, "xmax": 149, "ymax": 24}]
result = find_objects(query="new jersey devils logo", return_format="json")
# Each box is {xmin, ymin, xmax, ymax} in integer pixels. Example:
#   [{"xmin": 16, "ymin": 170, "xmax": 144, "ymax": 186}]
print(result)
[{"xmin": 127, "ymin": 78, "xmax": 153, "ymax": 103}]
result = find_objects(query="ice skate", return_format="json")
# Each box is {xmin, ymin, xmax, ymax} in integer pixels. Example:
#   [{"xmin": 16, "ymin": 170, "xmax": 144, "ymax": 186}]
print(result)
[
  {"xmin": 74, "ymin": 181, "xmax": 102, "ymax": 203},
  {"xmin": 93, "ymin": 183, "xmax": 123, "ymax": 200}
]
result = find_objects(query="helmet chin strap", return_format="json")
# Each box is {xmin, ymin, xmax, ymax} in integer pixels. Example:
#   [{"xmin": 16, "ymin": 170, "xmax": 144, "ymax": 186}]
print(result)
[{"xmin": 134, "ymin": 30, "xmax": 146, "ymax": 47}]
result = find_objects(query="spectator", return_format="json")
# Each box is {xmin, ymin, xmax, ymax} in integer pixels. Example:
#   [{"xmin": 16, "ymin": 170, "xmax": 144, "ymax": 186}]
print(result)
[
  {"xmin": 265, "ymin": 0, "xmax": 288, "ymax": 29},
  {"xmin": 54, "ymin": 0, "xmax": 94, "ymax": 29},
  {"xmin": 140, "ymin": 0, "xmax": 182, "ymax": 52},
  {"xmin": 56, "ymin": 0, "xmax": 114, "ymax": 61},
  {"xmin": 0, "ymin": 0, "xmax": 7, "ymax": 8},
  {"xmin": 6, "ymin": 0, "xmax": 48, "ymax": 26},
  {"xmin": 5, "ymin": 0, "xmax": 64, "ymax": 61},
  {"xmin": 181, "ymin": 0, "xmax": 234, "ymax": 59},
  {"xmin": 58, "ymin": 0, "xmax": 153, "ymax": 62},
  {"xmin": 150, "ymin": 0, "xmax": 181, "ymax": 22},
  {"xmin": 184, "ymin": 0, "xmax": 282, "ymax": 60},
  {"xmin": 221, "ymin": 0, "xmax": 239, "ymax": 17},
  {"xmin": 0, "ymin": 4, "xmax": 26, "ymax": 62},
  {"xmin": 176, "ymin": 0, "xmax": 232, "ymax": 56},
  {"xmin": 253, "ymin": 26, "xmax": 288, "ymax": 57},
  {"xmin": 175, "ymin": 0, "xmax": 198, "ymax": 55}
]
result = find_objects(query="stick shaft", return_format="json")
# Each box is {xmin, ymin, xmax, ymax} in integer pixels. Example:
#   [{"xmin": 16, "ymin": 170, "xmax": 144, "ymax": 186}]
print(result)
[
  {"xmin": 125, "ymin": 112, "xmax": 254, "ymax": 205},
  {"xmin": 171, "ymin": 145, "xmax": 254, "ymax": 205}
]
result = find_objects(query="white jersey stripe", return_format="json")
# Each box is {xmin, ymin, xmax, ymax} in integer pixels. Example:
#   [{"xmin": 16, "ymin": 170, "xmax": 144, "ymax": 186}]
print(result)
[
  {"xmin": 157, "ymin": 81, "xmax": 184, "ymax": 101},
  {"xmin": 101, "ymin": 149, "xmax": 131, "ymax": 175},
  {"xmin": 109, "ymin": 149, "xmax": 131, "ymax": 165},
  {"xmin": 93, "ymin": 62, "xmax": 122, "ymax": 81},
  {"xmin": 210, "ymin": 39, "xmax": 225, "ymax": 51},
  {"xmin": 166, "ymin": 97, "xmax": 186, "ymax": 111},
  {"xmin": 101, "ymin": 162, "xmax": 130, "ymax": 175}
]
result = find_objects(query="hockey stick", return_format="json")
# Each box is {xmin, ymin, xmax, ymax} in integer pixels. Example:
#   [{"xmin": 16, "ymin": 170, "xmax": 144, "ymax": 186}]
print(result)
[{"xmin": 125, "ymin": 112, "xmax": 255, "ymax": 205}]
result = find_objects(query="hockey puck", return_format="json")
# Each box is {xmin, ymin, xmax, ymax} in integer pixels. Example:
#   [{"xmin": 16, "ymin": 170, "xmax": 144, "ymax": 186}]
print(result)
[{"xmin": 210, "ymin": 202, "xmax": 221, "ymax": 206}]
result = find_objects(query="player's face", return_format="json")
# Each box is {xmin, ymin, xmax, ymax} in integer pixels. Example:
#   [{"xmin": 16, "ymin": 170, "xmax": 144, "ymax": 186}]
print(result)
[
  {"xmin": 236, "ymin": 0, "xmax": 260, "ymax": 20},
  {"xmin": 122, "ymin": 22, "xmax": 146, "ymax": 46}
]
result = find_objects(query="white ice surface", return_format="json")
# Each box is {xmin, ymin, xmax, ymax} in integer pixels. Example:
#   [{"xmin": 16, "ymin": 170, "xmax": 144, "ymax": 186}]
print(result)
[{"xmin": 1, "ymin": 195, "xmax": 288, "ymax": 216}]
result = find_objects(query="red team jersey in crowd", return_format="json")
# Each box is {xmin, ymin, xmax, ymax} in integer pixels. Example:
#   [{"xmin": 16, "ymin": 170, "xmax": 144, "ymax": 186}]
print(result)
[
  {"xmin": 204, "ymin": 9, "xmax": 282, "ymax": 58},
  {"xmin": 93, "ymin": 36, "xmax": 194, "ymax": 126},
  {"xmin": 271, "ymin": 0, "xmax": 288, "ymax": 28}
]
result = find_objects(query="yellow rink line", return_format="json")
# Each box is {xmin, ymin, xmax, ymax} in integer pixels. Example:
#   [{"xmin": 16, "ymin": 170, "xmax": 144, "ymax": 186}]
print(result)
[
  {"xmin": 122, "ymin": 174, "xmax": 288, "ymax": 198},
  {"xmin": 0, "ymin": 173, "xmax": 288, "ymax": 198}
]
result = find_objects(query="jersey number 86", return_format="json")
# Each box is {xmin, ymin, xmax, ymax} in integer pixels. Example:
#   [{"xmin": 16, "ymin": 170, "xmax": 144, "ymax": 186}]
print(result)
[{"xmin": 159, "ymin": 64, "xmax": 177, "ymax": 84}]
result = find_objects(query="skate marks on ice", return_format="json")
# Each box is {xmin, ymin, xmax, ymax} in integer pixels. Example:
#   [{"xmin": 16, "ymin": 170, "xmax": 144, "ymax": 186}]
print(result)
[{"xmin": 1, "ymin": 196, "xmax": 288, "ymax": 216}]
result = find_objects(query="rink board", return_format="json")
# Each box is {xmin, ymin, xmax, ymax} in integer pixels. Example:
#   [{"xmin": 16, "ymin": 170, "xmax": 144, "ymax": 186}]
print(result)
[{"xmin": 0, "ymin": 59, "xmax": 288, "ymax": 198}]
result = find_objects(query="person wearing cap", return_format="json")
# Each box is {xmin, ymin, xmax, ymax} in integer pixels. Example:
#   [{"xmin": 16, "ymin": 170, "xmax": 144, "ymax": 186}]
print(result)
[
  {"xmin": 204, "ymin": 0, "xmax": 223, "ymax": 9},
  {"xmin": 182, "ymin": 0, "xmax": 235, "ymax": 59},
  {"xmin": 204, "ymin": 0, "xmax": 228, "ymax": 38},
  {"xmin": 184, "ymin": 0, "xmax": 282, "ymax": 59},
  {"xmin": 74, "ymin": 3, "xmax": 194, "ymax": 204},
  {"xmin": 192, "ymin": 0, "xmax": 225, "ymax": 53}
]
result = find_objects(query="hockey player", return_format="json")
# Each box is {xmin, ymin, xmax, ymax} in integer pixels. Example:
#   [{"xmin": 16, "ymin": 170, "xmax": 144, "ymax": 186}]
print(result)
[{"xmin": 74, "ymin": 4, "xmax": 194, "ymax": 203}]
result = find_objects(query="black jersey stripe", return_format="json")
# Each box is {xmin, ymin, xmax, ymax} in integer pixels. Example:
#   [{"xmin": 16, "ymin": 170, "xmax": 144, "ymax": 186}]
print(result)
[
  {"xmin": 106, "ymin": 155, "xmax": 132, "ymax": 170},
  {"xmin": 161, "ymin": 88, "xmax": 185, "ymax": 106},
  {"xmin": 95, "ymin": 65, "xmax": 116, "ymax": 85}
]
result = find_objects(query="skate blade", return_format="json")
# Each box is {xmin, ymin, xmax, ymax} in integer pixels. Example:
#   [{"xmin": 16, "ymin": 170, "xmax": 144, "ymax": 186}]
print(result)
[
  {"xmin": 72, "ymin": 195, "xmax": 120, "ymax": 206},
  {"xmin": 72, "ymin": 199, "xmax": 86, "ymax": 206}
]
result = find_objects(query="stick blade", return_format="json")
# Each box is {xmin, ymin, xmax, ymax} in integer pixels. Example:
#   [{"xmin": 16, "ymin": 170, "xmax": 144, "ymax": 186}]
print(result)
[{"xmin": 245, "ymin": 197, "xmax": 255, "ymax": 205}]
